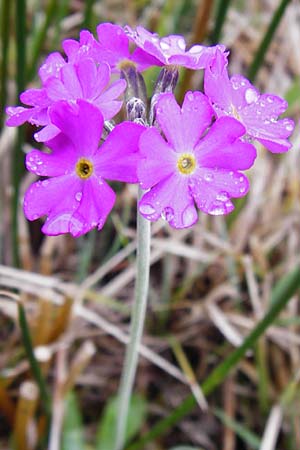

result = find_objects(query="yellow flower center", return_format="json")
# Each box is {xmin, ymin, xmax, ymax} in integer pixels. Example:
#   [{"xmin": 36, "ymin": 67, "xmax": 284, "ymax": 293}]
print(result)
[
  {"xmin": 177, "ymin": 153, "xmax": 196, "ymax": 175},
  {"xmin": 76, "ymin": 158, "xmax": 93, "ymax": 179}
]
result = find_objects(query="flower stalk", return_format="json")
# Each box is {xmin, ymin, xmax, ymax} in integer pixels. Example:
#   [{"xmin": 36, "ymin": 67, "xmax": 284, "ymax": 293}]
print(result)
[
  {"xmin": 114, "ymin": 66, "xmax": 150, "ymax": 450},
  {"xmin": 114, "ymin": 187, "xmax": 151, "ymax": 450}
]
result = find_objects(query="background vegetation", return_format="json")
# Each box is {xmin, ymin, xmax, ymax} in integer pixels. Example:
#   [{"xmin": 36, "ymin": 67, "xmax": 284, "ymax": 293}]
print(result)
[{"xmin": 0, "ymin": 1, "xmax": 300, "ymax": 449}]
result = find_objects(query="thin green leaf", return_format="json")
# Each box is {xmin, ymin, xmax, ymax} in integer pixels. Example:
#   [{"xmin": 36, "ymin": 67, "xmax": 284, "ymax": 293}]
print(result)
[
  {"xmin": 62, "ymin": 392, "xmax": 85, "ymax": 450},
  {"xmin": 18, "ymin": 302, "xmax": 51, "ymax": 420},
  {"xmin": 96, "ymin": 394, "xmax": 147, "ymax": 450},
  {"xmin": 247, "ymin": 0, "xmax": 292, "ymax": 82},
  {"xmin": 214, "ymin": 408, "xmax": 261, "ymax": 449},
  {"xmin": 210, "ymin": 0, "xmax": 232, "ymax": 44}
]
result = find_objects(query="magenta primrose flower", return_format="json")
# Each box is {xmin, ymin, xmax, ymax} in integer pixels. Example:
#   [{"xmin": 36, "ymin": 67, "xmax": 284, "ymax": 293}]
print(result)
[
  {"xmin": 137, "ymin": 92, "xmax": 257, "ymax": 229},
  {"xmin": 7, "ymin": 56, "xmax": 126, "ymax": 142},
  {"xmin": 24, "ymin": 100, "xmax": 145, "ymax": 237},
  {"xmin": 204, "ymin": 49, "xmax": 294, "ymax": 153},
  {"xmin": 63, "ymin": 24, "xmax": 159, "ymax": 73},
  {"xmin": 125, "ymin": 25, "xmax": 226, "ymax": 70}
]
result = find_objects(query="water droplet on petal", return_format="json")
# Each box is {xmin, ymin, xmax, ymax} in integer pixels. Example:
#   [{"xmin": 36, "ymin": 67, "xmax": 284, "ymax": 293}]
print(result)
[
  {"xmin": 285, "ymin": 123, "xmax": 294, "ymax": 131},
  {"xmin": 75, "ymin": 191, "xmax": 82, "ymax": 202},
  {"xmin": 239, "ymin": 186, "xmax": 246, "ymax": 194},
  {"xmin": 161, "ymin": 206, "xmax": 174, "ymax": 222},
  {"xmin": 41, "ymin": 180, "xmax": 49, "ymax": 187},
  {"xmin": 177, "ymin": 38, "xmax": 185, "ymax": 51},
  {"xmin": 245, "ymin": 88, "xmax": 258, "ymax": 104},
  {"xmin": 182, "ymin": 205, "xmax": 197, "ymax": 227},
  {"xmin": 204, "ymin": 173, "xmax": 214, "ymax": 182},
  {"xmin": 208, "ymin": 203, "xmax": 226, "ymax": 215},
  {"xmin": 160, "ymin": 41, "xmax": 170, "ymax": 50},
  {"xmin": 216, "ymin": 191, "xmax": 229, "ymax": 202},
  {"xmin": 140, "ymin": 203, "xmax": 155, "ymax": 215},
  {"xmin": 187, "ymin": 92, "xmax": 194, "ymax": 101},
  {"xmin": 32, "ymin": 214, "xmax": 39, "ymax": 220}
]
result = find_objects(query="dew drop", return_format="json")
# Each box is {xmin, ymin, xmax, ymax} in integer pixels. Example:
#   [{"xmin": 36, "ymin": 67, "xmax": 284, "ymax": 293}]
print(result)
[
  {"xmin": 41, "ymin": 180, "xmax": 49, "ymax": 187},
  {"xmin": 216, "ymin": 191, "xmax": 229, "ymax": 202},
  {"xmin": 32, "ymin": 214, "xmax": 39, "ymax": 220},
  {"xmin": 204, "ymin": 173, "xmax": 214, "ymax": 182},
  {"xmin": 160, "ymin": 41, "xmax": 170, "ymax": 50},
  {"xmin": 285, "ymin": 122, "xmax": 294, "ymax": 131},
  {"xmin": 245, "ymin": 88, "xmax": 258, "ymax": 104},
  {"xmin": 239, "ymin": 186, "xmax": 246, "ymax": 194},
  {"xmin": 208, "ymin": 203, "xmax": 225, "ymax": 215},
  {"xmin": 140, "ymin": 203, "xmax": 155, "ymax": 215},
  {"xmin": 182, "ymin": 205, "xmax": 197, "ymax": 227},
  {"xmin": 266, "ymin": 96, "xmax": 274, "ymax": 103},
  {"xmin": 27, "ymin": 162, "xmax": 37, "ymax": 171},
  {"xmin": 177, "ymin": 38, "xmax": 186, "ymax": 51},
  {"xmin": 75, "ymin": 191, "xmax": 82, "ymax": 202},
  {"xmin": 187, "ymin": 92, "xmax": 194, "ymax": 101},
  {"xmin": 189, "ymin": 45, "xmax": 202, "ymax": 54}
]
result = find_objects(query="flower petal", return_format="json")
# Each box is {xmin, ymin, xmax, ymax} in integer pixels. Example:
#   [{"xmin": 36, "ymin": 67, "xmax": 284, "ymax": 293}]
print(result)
[
  {"xmin": 139, "ymin": 174, "xmax": 198, "ymax": 229},
  {"xmin": 94, "ymin": 122, "xmax": 145, "ymax": 182},
  {"xmin": 77, "ymin": 59, "xmax": 107, "ymax": 99},
  {"xmin": 69, "ymin": 176, "xmax": 116, "ymax": 236},
  {"xmin": 204, "ymin": 48, "xmax": 232, "ymax": 112},
  {"xmin": 26, "ymin": 142, "xmax": 77, "ymax": 176},
  {"xmin": 155, "ymin": 92, "xmax": 213, "ymax": 152},
  {"xmin": 60, "ymin": 64, "xmax": 83, "ymax": 97},
  {"xmin": 6, "ymin": 106, "xmax": 38, "ymax": 127},
  {"xmin": 34, "ymin": 124, "xmax": 60, "ymax": 142},
  {"xmin": 38, "ymin": 52, "xmax": 66, "ymax": 83},
  {"xmin": 24, "ymin": 175, "xmax": 80, "ymax": 222},
  {"xmin": 49, "ymin": 100, "xmax": 103, "ymax": 156},
  {"xmin": 189, "ymin": 168, "xmax": 249, "ymax": 215},
  {"xmin": 96, "ymin": 23, "xmax": 130, "ymax": 63},
  {"xmin": 137, "ymin": 127, "xmax": 176, "ymax": 189},
  {"xmin": 196, "ymin": 117, "xmax": 256, "ymax": 170},
  {"xmin": 239, "ymin": 95, "xmax": 295, "ymax": 152},
  {"xmin": 45, "ymin": 77, "xmax": 73, "ymax": 101},
  {"xmin": 20, "ymin": 88, "xmax": 50, "ymax": 107},
  {"xmin": 230, "ymin": 75, "xmax": 258, "ymax": 109}
]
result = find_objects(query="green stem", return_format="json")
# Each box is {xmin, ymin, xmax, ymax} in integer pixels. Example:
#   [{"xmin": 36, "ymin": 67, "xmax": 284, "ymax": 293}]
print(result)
[
  {"xmin": 210, "ymin": 0, "xmax": 232, "ymax": 44},
  {"xmin": 127, "ymin": 265, "xmax": 300, "ymax": 450},
  {"xmin": 18, "ymin": 301, "xmax": 51, "ymax": 420},
  {"xmin": 82, "ymin": 0, "xmax": 95, "ymax": 29},
  {"xmin": 114, "ymin": 188, "xmax": 151, "ymax": 450},
  {"xmin": 27, "ymin": 0, "xmax": 58, "ymax": 81},
  {"xmin": 247, "ymin": 0, "xmax": 292, "ymax": 82}
]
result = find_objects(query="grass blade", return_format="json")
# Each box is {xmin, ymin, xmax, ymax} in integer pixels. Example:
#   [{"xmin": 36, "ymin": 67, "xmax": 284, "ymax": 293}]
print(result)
[
  {"xmin": 0, "ymin": 0, "xmax": 12, "ymax": 129},
  {"xmin": 247, "ymin": 0, "xmax": 292, "ymax": 82}
]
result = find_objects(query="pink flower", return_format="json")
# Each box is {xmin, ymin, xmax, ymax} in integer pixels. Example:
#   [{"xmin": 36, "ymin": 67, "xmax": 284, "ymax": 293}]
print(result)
[
  {"xmin": 6, "ymin": 56, "xmax": 126, "ymax": 142},
  {"xmin": 204, "ymin": 49, "xmax": 294, "ymax": 153},
  {"xmin": 138, "ymin": 92, "xmax": 257, "ymax": 228},
  {"xmin": 24, "ymin": 100, "xmax": 145, "ymax": 237},
  {"xmin": 95, "ymin": 23, "xmax": 159, "ymax": 72},
  {"xmin": 62, "ymin": 30, "xmax": 102, "ymax": 64},
  {"xmin": 125, "ymin": 25, "xmax": 226, "ymax": 70}
]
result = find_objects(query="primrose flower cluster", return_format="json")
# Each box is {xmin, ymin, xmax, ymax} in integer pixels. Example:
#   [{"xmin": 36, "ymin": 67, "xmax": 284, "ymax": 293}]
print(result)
[{"xmin": 7, "ymin": 23, "xmax": 294, "ymax": 236}]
